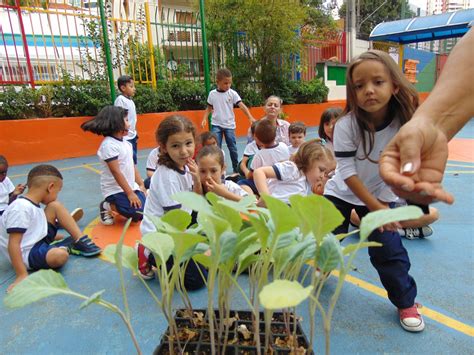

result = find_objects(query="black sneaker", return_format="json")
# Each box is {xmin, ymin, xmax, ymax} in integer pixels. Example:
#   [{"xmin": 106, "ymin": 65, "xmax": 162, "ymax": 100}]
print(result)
[
  {"xmin": 50, "ymin": 236, "xmax": 74, "ymax": 248},
  {"xmin": 403, "ymin": 226, "xmax": 433, "ymax": 240},
  {"xmin": 69, "ymin": 235, "xmax": 101, "ymax": 257}
]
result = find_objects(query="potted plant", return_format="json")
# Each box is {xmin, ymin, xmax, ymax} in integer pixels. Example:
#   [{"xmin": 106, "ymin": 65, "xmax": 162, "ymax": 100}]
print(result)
[{"xmin": 4, "ymin": 193, "xmax": 422, "ymax": 354}]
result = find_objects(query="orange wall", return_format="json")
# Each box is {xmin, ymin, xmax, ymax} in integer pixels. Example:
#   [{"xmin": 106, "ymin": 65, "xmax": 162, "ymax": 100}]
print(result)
[{"xmin": 0, "ymin": 94, "xmax": 429, "ymax": 166}]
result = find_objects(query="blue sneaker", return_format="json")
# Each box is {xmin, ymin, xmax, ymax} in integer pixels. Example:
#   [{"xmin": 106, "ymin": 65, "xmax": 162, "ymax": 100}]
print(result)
[
  {"xmin": 69, "ymin": 235, "xmax": 101, "ymax": 257},
  {"xmin": 50, "ymin": 236, "xmax": 74, "ymax": 248}
]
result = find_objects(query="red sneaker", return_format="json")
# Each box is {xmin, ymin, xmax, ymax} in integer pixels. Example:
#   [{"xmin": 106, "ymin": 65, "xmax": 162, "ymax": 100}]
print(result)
[
  {"xmin": 398, "ymin": 303, "xmax": 425, "ymax": 332},
  {"xmin": 136, "ymin": 243, "xmax": 154, "ymax": 280}
]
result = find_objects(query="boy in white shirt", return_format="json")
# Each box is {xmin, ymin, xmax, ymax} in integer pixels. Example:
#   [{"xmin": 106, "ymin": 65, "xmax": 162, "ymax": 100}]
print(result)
[
  {"xmin": 114, "ymin": 75, "xmax": 138, "ymax": 164},
  {"xmin": 288, "ymin": 122, "xmax": 306, "ymax": 155},
  {"xmin": 0, "ymin": 164, "xmax": 101, "ymax": 293},
  {"xmin": 0, "ymin": 155, "xmax": 25, "ymax": 216},
  {"xmin": 201, "ymin": 68, "xmax": 255, "ymax": 173},
  {"xmin": 238, "ymin": 118, "xmax": 289, "ymax": 195}
]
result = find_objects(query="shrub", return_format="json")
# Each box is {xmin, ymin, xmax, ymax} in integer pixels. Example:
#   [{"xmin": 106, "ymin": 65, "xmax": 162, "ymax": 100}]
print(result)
[
  {"xmin": 0, "ymin": 86, "xmax": 36, "ymax": 120},
  {"xmin": 163, "ymin": 79, "xmax": 206, "ymax": 111}
]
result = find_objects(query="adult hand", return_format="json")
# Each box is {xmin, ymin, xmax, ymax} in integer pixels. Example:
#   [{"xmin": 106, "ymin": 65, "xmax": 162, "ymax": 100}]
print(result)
[{"xmin": 380, "ymin": 117, "xmax": 454, "ymax": 205}]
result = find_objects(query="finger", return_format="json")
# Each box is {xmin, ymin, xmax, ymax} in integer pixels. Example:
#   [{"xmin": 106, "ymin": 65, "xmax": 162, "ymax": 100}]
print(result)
[{"xmin": 397, "ymin": 135, "xmax": 423, "ymax": 176}]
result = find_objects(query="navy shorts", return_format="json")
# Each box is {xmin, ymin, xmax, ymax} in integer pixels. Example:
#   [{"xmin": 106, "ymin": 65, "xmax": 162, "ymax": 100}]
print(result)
[
  {"xmin": 28, "ymin": 223, "xmax": 59, "ymax": 270},
  {"xmin": 105, "ymin": 190, "xmax": 146, "ymax": 221},
  {"xmin": 237, "ymin": 179, "xmax": 258, "ymax": 195}
]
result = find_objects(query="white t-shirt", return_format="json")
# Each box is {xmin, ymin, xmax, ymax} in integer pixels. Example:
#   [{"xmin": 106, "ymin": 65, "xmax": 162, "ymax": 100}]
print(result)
[
  {"xmin": 288, "ymin": 145, "xmax": 299, "ymax": 155},
  {"xmin": 243, "ymin": 141, "xmax": 259, "ymax": 157},
  {"xmin": 207, "ymin": 88, "xmax": 242, "ymax": 129},
  {"xmin": 114, "ymin": 94, "xmax": 137, "ymax": 140},
  {"xmin": 140, "ymin": 165, "xmax": 193, "ymax": 236},
  {"xmin": 0, "ymin": 197, "xmax": 47, "ymax": 269},
  {"xmin": 251, "ymin": 142, "xmax": 290, "ymax": 171},
  {"xmin": 97, "ymin": 136, "xmax": 139, "ymax": 198},
  {"xmin": 268, "ymin": 161, "xmax": 311, "ymax": 204},
  {"xmin": 146, "ymin": 147, "xmax": 160, "ymax": 172},
  {"xmin": 324, "ymin": 113, "xmax": 400, "ymax": 205},
  {"xmin": 0, "ymin": 176, "xmax": 15, "ymax": 212},
  {"xmin": 224, "ymin": 180, "xmax": 248, "ymax": 198}
]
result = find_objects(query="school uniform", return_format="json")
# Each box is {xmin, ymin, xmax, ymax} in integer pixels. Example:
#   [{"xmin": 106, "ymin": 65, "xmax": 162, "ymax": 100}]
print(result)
[
  {"xmin": 114, "ymin": 94, "xmax": 138, "ymax": 164},
  {"xmin": 0, "ymin": 176, "xmax": 15, "ymax": 216},
  {"xmin": 324, "ymin": 113, "xmax": 416, "ymax": 309},
  {"xmin": 269, "ymin": 161, "xmax": 312, "ymax": 204}
]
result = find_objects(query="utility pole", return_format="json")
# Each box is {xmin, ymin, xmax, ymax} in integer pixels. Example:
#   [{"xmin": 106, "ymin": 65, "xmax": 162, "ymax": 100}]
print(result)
[{"xmin": 350, "ymin": 0, "xmax": 357, "ymax": 61}]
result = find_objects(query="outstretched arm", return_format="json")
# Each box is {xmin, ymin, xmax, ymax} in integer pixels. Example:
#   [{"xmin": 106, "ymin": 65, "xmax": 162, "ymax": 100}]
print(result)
[
  {"xmin": 238, "ymin": 102, "xmax": 256, "ymax": 123},
  {"xmin": 380, "ymin": 28, "xmax": 474, "ymax": 205}
]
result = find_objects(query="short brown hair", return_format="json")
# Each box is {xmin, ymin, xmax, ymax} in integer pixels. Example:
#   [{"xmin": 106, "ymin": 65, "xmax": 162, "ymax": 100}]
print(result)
[
  {"xmin": 216, "ymin": 68, "xmax": 232, "ymax": 81},
  {"xmin": 293, "ymin": 139, "xmax": 333, "ymax": 173},
  {"xmin": 27, "ymin": 164, "xmax": 63, "ymax": 187},
  {"xmin": 254, "ymin": 118, "xmax": 276, "ymax": 145},
  {"xmin": 289, "ymin": 121, "xmax": 306, "ymax": 135}
]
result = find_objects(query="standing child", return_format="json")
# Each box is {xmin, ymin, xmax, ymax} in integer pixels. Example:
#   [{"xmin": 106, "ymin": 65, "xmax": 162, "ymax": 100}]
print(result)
[
  {"xmin": 0, "ymin": 155, "xmax": 25, "ymax": 216},
  {"xmin": 0, "ymin": 165, "xmax": 101, "ymax": 292},
  {"xmin": 138, "ymin": 115, "xmax": 206, "ymax": 290},
  {"xmin": 196, "ymin": 145, "xmax": 248, "ymax": 202},
  {"xmin": 81, "ymin": 106, "xmax": 146, "ymax": 225},
  {"xmin": 288, "ymin": 122, "xmax": 307, "ymax": 155},
  {"xmin": 318, "ymin": 107, "xmax": 342, "ymax": 153},
  {"xmin": 201, "ymin": 68, "xmax": 255, "ymax": 173},
  {"xmin": 114, "ymin": 75, "xmax": 139, "ymax": 164},
  {"xmin": 324, "ymin": 50, "xmax": 425, "ymax": 332},
  {"xmin": 254, "ymin": 139, "xmax": 334, "ymax": 205}
]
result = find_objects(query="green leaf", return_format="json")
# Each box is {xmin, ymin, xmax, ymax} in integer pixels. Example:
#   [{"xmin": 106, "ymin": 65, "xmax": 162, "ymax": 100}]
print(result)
[
  {"xmin": 219, "ymin": 231, "xmax": 238, "ymax": 264},
  {"xmin": 275, "ymin": 229, "xmax": 299, "ymax": 250},
  {"xmin": 343, "ymin": 241, "xmax": 382, "ymax": 255},
  {"xmin": 259, "ymin": 280, "xmax": 313, "ymax": 310},
  {"xmin": 141, "ymin": 232, "xmax": 174, "ymax": 267},
  {"xmin": 180, "ymin": 242, "xmax": 210, "ymax": 263},
  {"xmin": 290, "ymin": 194, "xmax": 344, "ymax": 244},
  {"xmin": 79, "ymin": 290, "xmax": 105, "ymax": 310},
  {"xmin": 318, "ymin": 235, "xmax": 343, "ymax": 272},
  {"xmin": 245, "ymin": 213, "xmax": 270, "ymax": 249},
  {"xmin": 173, "ymin": 191, "xmax": 212, "ymax": 214},
  {"xmin": 193, "ymin": 253, "xmax": 212, "ymax": 268},
  {"xmin": 4, "ymin": 270, "xmax": 72, "ymax": 309},
  {"xmin": 360, "ymin": 206, "xmax": 423, "ymax": 241},
  {"xmin": 262, "ymin": 194, "xmax": 299, "ymax": 236},
  {"xmin": 103, "ymin": 245, "xmax": 139, "ymax": 273},
  {"xmin": 237, "ymin": 254, "xmax": 260, "ymax": 274},
  {"xmin": 161, "ymin": 209, "xmax": 191, "ymax": 231},
  {"xmin": 197, "ymin": 212, "xmax": 230, "ymax": 243},
  {"xmin": 169, "ymin": 232, "xmax": 206, "ymax": 261},
  {"xmin": 214, "ymin": 202, "xmax": 243, "ymax": 233},
  {"xmin": 233, "ymin": 229, "xmax": 259, "ymax": 259}
]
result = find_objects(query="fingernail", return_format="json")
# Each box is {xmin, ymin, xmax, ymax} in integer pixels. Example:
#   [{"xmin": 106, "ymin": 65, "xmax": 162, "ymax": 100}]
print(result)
[
  {"xmin": 402, "ymin": 162, "xmax": 413, "ymax": 174},
  {"xmin": 401, "ymin": 184, "xmax": 412, "ymax": 191}
]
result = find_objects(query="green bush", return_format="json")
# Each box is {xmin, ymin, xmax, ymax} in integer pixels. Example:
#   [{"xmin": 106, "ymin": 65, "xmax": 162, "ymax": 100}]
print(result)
[
  {"xmin": 0, "ymin": 86, "xmax": 36, "ymax": 120},
  {"xmin": 0, "ymin": 77, "xmax": 328, "ymax": 120}
]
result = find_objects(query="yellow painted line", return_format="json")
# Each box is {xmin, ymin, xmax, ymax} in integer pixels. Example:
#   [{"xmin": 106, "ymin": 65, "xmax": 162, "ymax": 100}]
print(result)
[
  {"xmin": 446, "ymin": 171, "xmax": 474, "ymax": 174},
  {"xmin": 81, "ymin": 164, "xmax": 102, "ymax": 175},
  {"xmin": 447, "ymin": 163, "xmax": 474, "ymax": 168},
  {"xmin": 332, "ymin": 270, "xmax": 474, "ymax": 337}
]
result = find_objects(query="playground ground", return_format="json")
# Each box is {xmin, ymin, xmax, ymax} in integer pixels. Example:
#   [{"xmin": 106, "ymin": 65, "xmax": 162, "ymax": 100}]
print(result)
[{"xmin": 1, "ymin": 122, "xmax": 473, "ymax": 354}]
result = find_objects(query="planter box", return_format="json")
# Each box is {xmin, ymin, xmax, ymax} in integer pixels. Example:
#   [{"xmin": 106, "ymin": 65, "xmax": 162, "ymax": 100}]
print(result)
[{"xmin": 154, "ymin": 309, "xmax": 313, "ymax": 355}]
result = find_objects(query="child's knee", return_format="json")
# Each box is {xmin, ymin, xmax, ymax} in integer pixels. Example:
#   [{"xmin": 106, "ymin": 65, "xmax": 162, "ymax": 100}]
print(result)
[{"xmin": 46, "ymin": 248, "xmax": 69, "ymax": 268}]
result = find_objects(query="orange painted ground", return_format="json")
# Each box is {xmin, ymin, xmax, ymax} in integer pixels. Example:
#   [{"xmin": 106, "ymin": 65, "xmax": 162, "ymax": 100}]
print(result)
[
  {"xmin": 85, "ymin": 217, "xmax": 142, "ymax": 250},
  {"xmin": 448, "ymin": 138, "xmax": 474, "ymax": 163}
]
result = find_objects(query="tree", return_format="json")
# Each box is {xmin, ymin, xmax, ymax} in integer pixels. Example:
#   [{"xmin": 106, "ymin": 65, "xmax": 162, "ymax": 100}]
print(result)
[
  {"xmin": 339, "ymin": 0, "xmax": 415, "ymax": 38},
  {"xmin": 203, "ymin": 0, "xmax": 335, "ymax": 98}
]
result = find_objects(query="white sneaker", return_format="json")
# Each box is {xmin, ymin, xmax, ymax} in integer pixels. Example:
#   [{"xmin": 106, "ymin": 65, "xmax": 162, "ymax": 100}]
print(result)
[
  {"xmin": 399, "ymin": 303, "xmax": 425, "ymax": 332},
  {"xmin": 99, "ymin": 201, "xmax": 114, "ymax": 225},
  {"xmin": 70, "ymin": 208, "xmax": 84, "ymax": 223}
]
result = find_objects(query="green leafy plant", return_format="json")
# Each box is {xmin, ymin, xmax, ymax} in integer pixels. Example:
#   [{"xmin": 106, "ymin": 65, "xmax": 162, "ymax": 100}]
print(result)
[{"xmin": 4, "ymin": 193, "xmax": 422, "ymax": 354}]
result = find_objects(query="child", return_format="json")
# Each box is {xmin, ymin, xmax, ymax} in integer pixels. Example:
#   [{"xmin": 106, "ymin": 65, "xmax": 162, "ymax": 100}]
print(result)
[
  {"xmin": 201, "ymin": 68, "xmax": 255, "ymax": 173},
  {"xmin": 254, "ymin": 139, "xmax": 334, "ymax": 205},
  {"xmin": 238, "ymin": 118, "xmax": 289, "ymax": 195},
  {"xmin": 323, "ymin": 50, "xmax": 425, "ymax": 332},
  {"xmin": 0, "ymin": 155, "xmax": 25, "ymax": 216},
  {"xmin": 114, "ymin": 75, "xmax": 139, "ymax": 164},
  {"xmin": 288, "ymin": 121, "xmax": 307, "ymax": 154},
  {"xmin": 252, "ymin": 95, "xmax": 290, "ymax": 145},
  {"xmin": 81, "ymin": 106, "xmax": 146, "ymax": 226},
  {"xmin": 239, "ymin": 121, "xmax": 260, "ymax": 180},
  {"xmin": 138, "ymin": 115, "xmax": 206, "ymax": 290},
  {"xmin": 318, "ymin": 107, "xmax": 342, "ymax": 153},
  {"xmin": 0, "ymin": 164, "xmax": 101, "ymax": 292},
  {"xmin": 144, "ymin": 147, "xmax": 159, "ymax": 190},
  {"xmin": 198, "ymin": 131, "xmax": 226, "ymax": 161},
  {"xmin": 196, "ymin": 145, "xmax": 248, "ymax": 202}
]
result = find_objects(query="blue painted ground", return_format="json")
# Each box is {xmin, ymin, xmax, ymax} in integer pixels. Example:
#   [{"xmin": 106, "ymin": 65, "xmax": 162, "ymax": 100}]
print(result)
[{"xmin": 1, "ymin": 124, "xmax": 473, "ymax": 354}]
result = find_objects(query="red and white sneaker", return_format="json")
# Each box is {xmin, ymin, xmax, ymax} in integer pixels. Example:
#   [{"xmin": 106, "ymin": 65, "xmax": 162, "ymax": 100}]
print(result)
[
  {"xmin": 398, "ymin": 303, "xmax": 425, "ymax": 332},
  {"xmin": 136, "ymin": 243, "xmax": 154, "ymax": 280}
]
